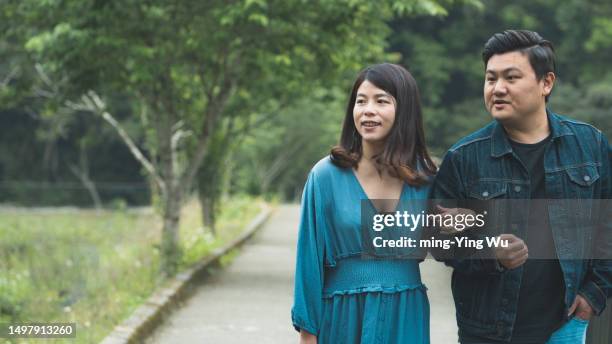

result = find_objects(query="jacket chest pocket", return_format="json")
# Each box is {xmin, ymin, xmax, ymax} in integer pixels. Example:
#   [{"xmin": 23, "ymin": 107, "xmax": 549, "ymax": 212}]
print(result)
[
  {"xmin": 467, "ymin": 181, "xmax": 508, "ymax": 235},
  {"xmin": 468, "ymin": 181, "xmax": 507, "ymax": 200},
  {"xmin": 564, "ymin": 164, "xmax": 600, "ymax": 198}
]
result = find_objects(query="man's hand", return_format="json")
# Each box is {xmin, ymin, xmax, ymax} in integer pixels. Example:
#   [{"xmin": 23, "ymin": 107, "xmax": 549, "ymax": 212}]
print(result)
[
  {"xmin": 435, "ymin": 205, "xmax": 477, "ymax": 235},
  {"xmin": 568, "ymin": 294, "xmax": 594, "ymax": 321},
  {"xmin": 494, "ymin": 234, "xmax": 528, "ymax": 269}
]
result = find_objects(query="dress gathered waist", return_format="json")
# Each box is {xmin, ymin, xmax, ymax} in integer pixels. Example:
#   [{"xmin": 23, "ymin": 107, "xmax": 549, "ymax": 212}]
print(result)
[{"xmin": 322, "ymin": 256, "xmax": 424, "ymax": 298}]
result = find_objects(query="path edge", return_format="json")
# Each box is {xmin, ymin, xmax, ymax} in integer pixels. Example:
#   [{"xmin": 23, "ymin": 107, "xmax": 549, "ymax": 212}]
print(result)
[{"xmin": 100, "ymin": 204, "xmax": 273, "ymax": 344}]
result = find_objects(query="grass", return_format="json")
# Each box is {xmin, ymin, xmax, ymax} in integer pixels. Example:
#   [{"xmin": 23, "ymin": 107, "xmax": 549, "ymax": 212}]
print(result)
[{"xmin": 0, "ymin": 195, "xmax": 264, "ymax": 343}]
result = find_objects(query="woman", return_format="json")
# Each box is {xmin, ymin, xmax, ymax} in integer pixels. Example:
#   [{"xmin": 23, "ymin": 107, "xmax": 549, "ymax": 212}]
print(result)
[{"xmin": 292, "ymin": 63, "xmax": 437, "ymax": 344}]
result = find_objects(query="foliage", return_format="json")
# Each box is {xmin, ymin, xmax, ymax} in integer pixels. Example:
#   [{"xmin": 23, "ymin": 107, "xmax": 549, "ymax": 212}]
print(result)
[
  {"xmin": 389, "ymin": 0, "xmax": 612, "ymax": 155},
  {"xmin": 3, "ymin": 0, "xmax": 610, "ymax": 201},
  {"xmin": 2, "ymin": 0, "xmax": 460, "ymax": 274},
  {"xmin": 231, "ymin": 87, "xmax": 346, "ymax": 200},
  {"xmin": 0, "ymin": 196, "xmax": 262, "ymax": 343}
]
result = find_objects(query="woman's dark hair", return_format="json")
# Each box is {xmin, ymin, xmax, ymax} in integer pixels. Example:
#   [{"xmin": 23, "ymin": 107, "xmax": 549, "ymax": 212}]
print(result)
[
  {"xmin": 330, "ymin": 63, "xmax": 437, "ymax": 186},
  {"xmin": 482, "ymin": 30, "xmax": 556, "ymax": 101}
]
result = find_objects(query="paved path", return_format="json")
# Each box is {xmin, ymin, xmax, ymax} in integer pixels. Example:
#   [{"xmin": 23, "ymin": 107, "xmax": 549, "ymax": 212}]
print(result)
[
  {"xmin": 146, "ymin": 204, "xmax": 458, "ymax": 343},
  {"xmin": 421, "ymin": 258, "xmax": 458, "ymax": 343}
]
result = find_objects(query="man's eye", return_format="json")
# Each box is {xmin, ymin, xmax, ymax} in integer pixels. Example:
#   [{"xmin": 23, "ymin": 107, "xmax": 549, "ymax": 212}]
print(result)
[
  {"xmin": 378, "ymin": 99, "xmax": 389, "ymax": 104},
  {"xmin": 356, "ymin": 99, "xmax": 366, "ymax": 104}
]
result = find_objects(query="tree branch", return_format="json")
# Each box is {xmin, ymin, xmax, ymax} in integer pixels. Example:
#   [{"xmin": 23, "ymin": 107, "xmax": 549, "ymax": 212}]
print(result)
[
  {"xmin": 171, "ymin": 120, "xmax": 192, "ymax": 176},
  {"xmin": 66, "ymin": 91, "xmax": 167, "ymax": 195},
  {"xmin": 180, "ymin": 70, "xmax": 237, "ymax": 194},
  {"xmin": 67, "ymin": 145, "xmax": 102, "ymax": 211},
  {"xmin": 1, "ymin": 66, "xmax": 19, "ymax": 88}
]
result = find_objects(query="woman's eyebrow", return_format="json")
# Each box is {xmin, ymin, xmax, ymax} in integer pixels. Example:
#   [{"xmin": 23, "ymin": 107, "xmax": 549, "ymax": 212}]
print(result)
[{"xmin": 356, "ymin": 92, "xmax": 391, "ymax": 98}]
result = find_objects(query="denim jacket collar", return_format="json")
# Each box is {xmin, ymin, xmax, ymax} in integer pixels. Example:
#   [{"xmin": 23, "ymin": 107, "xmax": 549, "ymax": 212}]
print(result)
[{"xmin": 490, "ymin": 109, "xmax": 575, "ymax": 158}]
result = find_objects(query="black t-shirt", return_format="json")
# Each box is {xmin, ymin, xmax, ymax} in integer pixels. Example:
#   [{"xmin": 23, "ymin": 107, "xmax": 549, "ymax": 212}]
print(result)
[
  {"xmin": 461, "ymin": 134, "xmax": 566, "ymax": 344},
  {"xmin": 509, "ymin": 135, "xmax": 565, "ymax": 343}
]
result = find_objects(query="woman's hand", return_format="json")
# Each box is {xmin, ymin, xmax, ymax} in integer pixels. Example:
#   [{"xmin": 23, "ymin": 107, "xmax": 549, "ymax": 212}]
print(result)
[{"xmin": 299, "ymin": 330, "xmax": 317, "ymax": 344}]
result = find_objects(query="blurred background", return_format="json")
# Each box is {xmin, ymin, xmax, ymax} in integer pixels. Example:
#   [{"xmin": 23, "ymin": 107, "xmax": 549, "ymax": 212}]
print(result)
[{"xmin": 1, "ymin": 0, "xmax": 611, "ymax": 342}]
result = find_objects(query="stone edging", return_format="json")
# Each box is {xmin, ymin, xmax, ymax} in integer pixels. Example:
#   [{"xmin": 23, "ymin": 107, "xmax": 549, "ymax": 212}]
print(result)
[{"xmin": 100, "ymin": 204, "xmax": 273, "ymax": 344}]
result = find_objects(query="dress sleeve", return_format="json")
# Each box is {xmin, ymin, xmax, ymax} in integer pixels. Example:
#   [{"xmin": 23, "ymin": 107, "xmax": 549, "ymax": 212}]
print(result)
[{"xmin": 291, "ymin": 170, "xmax": 326, "ymax": 335}]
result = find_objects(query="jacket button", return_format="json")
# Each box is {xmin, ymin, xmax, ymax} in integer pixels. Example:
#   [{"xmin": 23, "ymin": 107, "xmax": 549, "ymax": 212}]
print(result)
[
  {"xmin": 514, "ymin": 186, "xmax": 521, "ymax": 192},
  {"xmin": 482, "ymin": 191, "xmax": 489, "ymax": 197},
  {"xmin": 496, "ymin": 322, "xmax": 504, "ymax": 334},
  {"xmin": 584, "ymin": 175, "xmax": 591, "ymax": 182}
]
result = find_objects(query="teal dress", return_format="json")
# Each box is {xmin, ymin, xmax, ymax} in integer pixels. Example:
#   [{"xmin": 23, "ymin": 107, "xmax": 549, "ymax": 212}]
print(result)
[{"xmin": 292, "ymin": 157, "xmax": 430, "ymax": 344}]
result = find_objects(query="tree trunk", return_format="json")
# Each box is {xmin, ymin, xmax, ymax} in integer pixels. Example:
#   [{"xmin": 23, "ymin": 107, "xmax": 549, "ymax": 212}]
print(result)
[
  {"xmin": 76, "ymin": 168, "xmax": 102, "ymax": 210},
  {"xmin": 68, "ymin": 143, "xmax": 102, "ymax": 211},
  {"xmin": 158, "ymin": 98, "xmax": 182, "ymax": 278},
  {"xmin": 160, "ymin": 187, "xmax": 182, "ymax": 277},
  {"xmin": 221, "ymin": 153, "xmax": 234, "ymax": 199},
  {"xmin": 199, "ymin": 192, "xmax": 216, "ymax": 236}
]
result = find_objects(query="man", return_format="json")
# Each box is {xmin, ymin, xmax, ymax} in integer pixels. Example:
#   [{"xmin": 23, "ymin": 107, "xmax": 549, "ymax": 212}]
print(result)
[{"xmin": 430, "ymin": 30, "xmax": 611, "ymax": 343}]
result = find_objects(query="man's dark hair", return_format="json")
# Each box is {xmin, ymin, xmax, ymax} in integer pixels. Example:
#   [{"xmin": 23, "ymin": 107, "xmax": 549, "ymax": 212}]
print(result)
[{"xmin": 483, "ymin": 30, "xmax": 556, "ymax": 80}]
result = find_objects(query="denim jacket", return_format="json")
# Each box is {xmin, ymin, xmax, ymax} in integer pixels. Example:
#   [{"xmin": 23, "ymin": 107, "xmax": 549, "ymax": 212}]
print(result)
[{"xmin": 429, "ymin": 110, "xmax": 611, "ymax": 341}]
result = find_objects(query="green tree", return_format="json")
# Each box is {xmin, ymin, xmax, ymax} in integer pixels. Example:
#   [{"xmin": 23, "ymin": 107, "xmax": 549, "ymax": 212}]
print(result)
[
  {"xmin": 5, "ymin": 0, "xmax": 460, "ymax": 276},
  {"xmin": 389, "ymin": 0, "xmax": 612, "ymax": 154}
]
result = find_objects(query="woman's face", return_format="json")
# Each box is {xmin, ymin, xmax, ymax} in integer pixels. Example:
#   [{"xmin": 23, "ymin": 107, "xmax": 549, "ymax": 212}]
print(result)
[{"xmin": 353, "ymin": 80, "xmax": 396, "ymax": 145}]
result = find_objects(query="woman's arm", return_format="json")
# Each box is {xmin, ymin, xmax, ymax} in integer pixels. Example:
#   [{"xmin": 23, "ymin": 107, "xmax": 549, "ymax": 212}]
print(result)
[
  {"xmin": 299, "ymin": 329, "xmax": 317, "ymax": 344},
  {"xmin": 292, "ymin": 170, "xmax": 326, "ymax": 337}
]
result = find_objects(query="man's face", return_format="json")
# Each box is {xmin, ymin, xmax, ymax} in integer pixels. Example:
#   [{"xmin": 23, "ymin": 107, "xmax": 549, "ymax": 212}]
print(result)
[{"xmin": 484, "ymin": 51, "xmax": 553, "ymax": 122}]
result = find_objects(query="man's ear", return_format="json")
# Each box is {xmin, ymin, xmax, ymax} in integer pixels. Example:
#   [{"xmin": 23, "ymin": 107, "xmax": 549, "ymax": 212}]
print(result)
[{"xmin": 542, "ymin": 72, "xmax": 556, "ymax": 97}]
